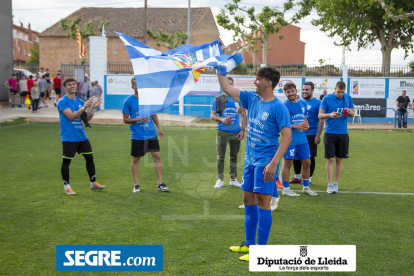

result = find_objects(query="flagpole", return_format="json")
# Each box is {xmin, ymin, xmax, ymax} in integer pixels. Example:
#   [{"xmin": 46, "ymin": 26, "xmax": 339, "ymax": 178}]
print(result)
[
  {"xmin": 188, "ymin": 0, "xmax": 191, "ymax": 45},
  {"xmin": 144, "ymin": 0, "xmax": 147, "ymax": 44}
]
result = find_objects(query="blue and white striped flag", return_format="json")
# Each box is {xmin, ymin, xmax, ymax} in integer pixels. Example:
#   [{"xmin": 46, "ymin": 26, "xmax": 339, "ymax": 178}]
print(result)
[{"xmin": 115, "ymin": 32, "xmax": 243, "ymax": 117}]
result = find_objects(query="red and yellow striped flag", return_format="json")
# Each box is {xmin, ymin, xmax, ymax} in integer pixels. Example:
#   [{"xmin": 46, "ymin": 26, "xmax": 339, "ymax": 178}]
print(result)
[{"xmin": 76, "ymin": 27, "xmax": 86, "ymax": 58}]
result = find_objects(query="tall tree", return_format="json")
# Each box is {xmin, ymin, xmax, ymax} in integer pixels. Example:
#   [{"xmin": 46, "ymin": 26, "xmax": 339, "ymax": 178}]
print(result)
[
  {"xmin": 26, "ymin": 43, "xmax": 39, "ymax": 64},
  {"xmin": 146, "ymin": 30, "xmax": 188, "ymax": 50},
  {"xmin": 292, "ymin": 0, "xmax": 414, "ymax": 67},
  {"xmin": 216, "ymin": 0, "xmax": 292, "ymax": 65}
]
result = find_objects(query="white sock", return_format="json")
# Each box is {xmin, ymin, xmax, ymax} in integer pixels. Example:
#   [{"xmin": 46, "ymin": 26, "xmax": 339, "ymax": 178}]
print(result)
[
  {"xmin": 283, "ymin": 187, "xmax": 290, "ymax": 191},
  {"xmin": 64, "ymin": 184, "xmax": 71, "ymax": 189},
  {"xmin": 309, "ymin": 177, "xmax": 312, "ymax": 182},
  {"xmin": 90, "ymin": 181, "xmax": 96, "ymax": 185},
  {"xmin": 295, "ymin": 174, "xmax": 301, "ymax": 179}
]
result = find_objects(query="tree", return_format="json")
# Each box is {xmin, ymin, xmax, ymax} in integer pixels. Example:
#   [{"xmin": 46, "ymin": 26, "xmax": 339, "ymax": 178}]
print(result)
[
  {"xmin": 146, "ymin": 30, "xmax": 188, "ymax": 50},
  {"xmin": 409, "ymin": 61, "xmax": 414, "ymax": 72},
  {"xmin": 26, "ymin": 43, "xmax": 39, "ymax": 64},
  {"xmin": 292, "ymin": 0, "xmax": 414, "ymax": 67},
  {"xmin": 216, "ymin": 0, "xmax": 292, "ymax": 65}
]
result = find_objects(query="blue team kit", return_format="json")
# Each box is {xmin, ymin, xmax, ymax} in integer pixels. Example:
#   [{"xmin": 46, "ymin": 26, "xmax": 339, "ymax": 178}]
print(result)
[
  {"xmin": 211, "ymin": 96, "xmax": 241, "ymax": 133},
  {"xmin": 57, "ymin": 96, "xmax": 88, "ymax": 142},
  {"xmin": 321, "ymin": 92, "xmax": 355, "ymax": 134}
]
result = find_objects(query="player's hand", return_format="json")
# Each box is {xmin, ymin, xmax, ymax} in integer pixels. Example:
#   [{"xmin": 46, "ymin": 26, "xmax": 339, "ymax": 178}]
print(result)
[
  {"xmin": 139, "ymin": 117, "xmax": 149, "ymax": 122},
  {"xmin": 158, "ymin": 129, "xmax": 164, "ymax": 139},
  {"xmin": 94, "ymin": 96, "xmax": 102, "ymax": 108},
  {"xmin": 302, "ymin": 123, "xmax": 309, "ymax": 131},
  {"xmin": 331, "ymin": 112, "xmax": 340, "ymax": 119},
  {"xmin": 236, "ymin": 130, "xmax": 245, "ymax": 141},
  {"xmin": 84, "ymin": 98, "xmax": 93, "ymax": 108},
  {"xmin": 221, "ymin": 117, "xmax": 231, "ymax": 124},
  {"xmin": 315, "ymin": 135, "xmax": 321, "ymax": 145},
  {"xmin": 263, "ymin": 162, "xmax": 277, "ymax": 183}
]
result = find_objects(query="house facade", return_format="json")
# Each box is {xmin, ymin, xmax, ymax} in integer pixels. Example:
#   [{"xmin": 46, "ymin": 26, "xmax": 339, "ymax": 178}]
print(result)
[
  {"xmin": 39, "ymin": 7, "xmax": 221, "ymax": 73},
  {"xmin": 13, "ymin": 23, "xmax": 39, "ymax": 63}
]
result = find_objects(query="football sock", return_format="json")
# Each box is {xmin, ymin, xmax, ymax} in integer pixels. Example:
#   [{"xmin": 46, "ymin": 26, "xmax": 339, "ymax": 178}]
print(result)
[
  {"xmin": 303, "ymin": 179, "xmax": 310, "ymax": 187},
  {"xmin": 295, "ymin": 174, "xmax": 301, "ymax": 179},
  {"xmin": 244, "ymin": 204, "xmax": 259, "ymax": 247},
  {"xmin": 63, "ymin": 181, "xmax": 70, "ymax": 190},
  {"xmin": 257, "ymin": 208, "xmax": 272, "ymax": 245},
  {"xmin": 61, "ymin": 158, "xmax": 71, "ymax": 184},
  {"xmin": 282, "ymin": 180, "xmax": 290, "ymax": 188},
  {"xmin": 83, "ymin": 154, "xmax": 96, "ymax": 182},
  {"xmin": 309, "ymin": 177, "xmax": 312, "ymax": 182},
  {"xmin": 272, "ymin": 188, "xmax": 279, "ymax": 198}
]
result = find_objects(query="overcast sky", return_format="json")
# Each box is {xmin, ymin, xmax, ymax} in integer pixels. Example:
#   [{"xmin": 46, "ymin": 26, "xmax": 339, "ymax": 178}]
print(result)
[{"xmin": 12, "ymin": 0, "xmax": 413, "ymax": 65}]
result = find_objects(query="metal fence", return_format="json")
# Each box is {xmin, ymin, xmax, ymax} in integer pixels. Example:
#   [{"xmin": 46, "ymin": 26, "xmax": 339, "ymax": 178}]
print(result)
[
  {"xmin": 11, "ymin": 63, "xmax": 39, "ymax": 78},
  {"xmin": 60, "ymin": 64, "xmax": 90, "ymax": 83},
  {"xmin": 61, "ymin": 63, "xmax": 414, "ymax": 78}
]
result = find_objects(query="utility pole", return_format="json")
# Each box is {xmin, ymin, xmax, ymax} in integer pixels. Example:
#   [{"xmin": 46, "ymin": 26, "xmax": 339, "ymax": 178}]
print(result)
[
  {"xmin": 144, "ymin": 0, "xmax": 147, "ymax": 44},
  {"xmin": 187, "ymin": 0, "xmax": 191, "ymax": 45}
]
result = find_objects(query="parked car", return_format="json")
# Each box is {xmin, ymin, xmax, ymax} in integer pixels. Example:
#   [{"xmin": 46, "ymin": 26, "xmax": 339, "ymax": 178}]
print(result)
[{"xmin": 13, "ymin": 68, "xmax": 36, "ymax": 79}]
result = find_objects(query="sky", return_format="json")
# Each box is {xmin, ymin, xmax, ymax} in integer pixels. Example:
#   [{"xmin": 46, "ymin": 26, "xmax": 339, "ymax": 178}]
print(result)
[{"xmin": 12, "ymin": 0, "xmax": 413, "ymax": 65}]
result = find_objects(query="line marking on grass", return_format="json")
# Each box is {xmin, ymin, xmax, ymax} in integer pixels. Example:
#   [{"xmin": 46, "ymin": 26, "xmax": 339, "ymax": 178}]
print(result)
[
  {"xmin": 0, "ymin": 123, "xmax": 31, "ymax": 129},
  {"xmin": 292, "ymin": 190, "xmax": 414, "ymax": 196},
  {"xmin": 162, "ymin": 215, "xmax": 245, "ymax": 220}
]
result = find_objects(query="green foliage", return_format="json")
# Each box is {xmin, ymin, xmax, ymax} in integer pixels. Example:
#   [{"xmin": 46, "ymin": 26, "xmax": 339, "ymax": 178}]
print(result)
[
  {"xmin": 216, "ymin": 0, "xmax": 292, "ymax": 64},
  {"xmin": 0, "ymin": 121, "xmax": 414, "ymax": 275},
  {"xmin": 59, "ymin": 18, "xmax": 110, "ymax": 40},
  {"xmin": 292, "ymin": 0, "xmax": 414, "ymax": 65},
  {"xmin": 409, "ymin": 61, "xmax": 414, "ymax": 72},
  {"xmin": 26, "ymin": 43, "xmax": 39, "ymax": 64},
  {"xmin": 147, "ymin": 29, "xmax": 188, "ymax": 49}
]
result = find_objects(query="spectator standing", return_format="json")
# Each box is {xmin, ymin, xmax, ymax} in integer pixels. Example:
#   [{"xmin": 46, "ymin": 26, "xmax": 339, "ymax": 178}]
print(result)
[
  {"xmin": 18, "ymin": 75, "xmax": 29, "ymax": 107},
  {"xmin": 44, "ymin": 69, "xmax": 52, "ymax": 100},
  {"xmin": 53, "ymin": 70, "xmax": 63, "ymax": 106},
  {"xmin": 89, "ymin": 82, "xmax": 95, "ymax": 98},
  {"xmin": 27, "ymin": 75, "xmax": 34, "ymax": 96},
  {"xmin": 396, "ymin": 90, "xmax": 412, "ymax": 129},
  {"xmin": 4, "ymin": 74, "xmax": 19, "ymax": 107},
  {"xmin": 91, "ymin": 81, "xmax": 103, "ymax": 112},
  {"xmin": 38, "ymin": 67, "xmax": 46, "ymax": 78},
  {"xmin": 31, "ymin": 81, "xmax": 40, "ymax": 112},
  {"xmin": 38, "ymin": 75, "xmax": 49, "ymax": 108},
  {"xmin": 79, "ymin": 76, "xmax": 91, "ymax": 101},
  {"xmin": 320, "ymin": 89, "xmax": 328, "ymax": 100}
]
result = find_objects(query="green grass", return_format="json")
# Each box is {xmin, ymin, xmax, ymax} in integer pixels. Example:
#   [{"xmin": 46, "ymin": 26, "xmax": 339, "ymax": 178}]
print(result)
[{"xmin": 0, "ymin": 120, "xmax": 413, "ymax": 275}]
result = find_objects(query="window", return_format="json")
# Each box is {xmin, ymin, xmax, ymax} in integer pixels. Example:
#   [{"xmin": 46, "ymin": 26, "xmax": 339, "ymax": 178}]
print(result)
[
  {"xmin": 13, "ymin": 30, "xmax": 16, "ymax": 38},
  {"xmin": 13, "ymin": 48, "xmax": 15, "ymax": 55},
  {"xmin": 18, "ymin": 46, "xmax": 21, "ymax": 54},
  {"xmin": 23, "ymin": 35, "xmax": 28, "ymax": 41},
  {"xmin": 24, "ymin": 48, "xmax": 26, "ymax": 55}
]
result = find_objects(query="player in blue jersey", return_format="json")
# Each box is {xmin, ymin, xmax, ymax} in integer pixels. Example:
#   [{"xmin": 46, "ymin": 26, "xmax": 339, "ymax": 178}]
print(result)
[
  {"xmin": 217, "ymin": 67, "xmax": 292, "ymax": 262},
  {"xmin": 57, "ymin": 77, "xmax": 105, "ymax": 195},
  {"xmin": 122, "ymin": 77, "xmax": 169, "ymax": 193},
  {"xmin": 211, "ymin": 77, "xmax": 247, "ymax": 189},
  {"xmin": 318, "ymin": 81, "xmax": 355, "ymax": 194},
  {"xmin": 281, "ymin": 82, "xmax": 318, "ymax": 196},
  {"xmin": 290, "ymin": 81, "xmax": 325, "ymax": 185}
]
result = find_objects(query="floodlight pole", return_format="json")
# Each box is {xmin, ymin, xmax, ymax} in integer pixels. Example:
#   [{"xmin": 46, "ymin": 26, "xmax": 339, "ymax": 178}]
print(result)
[
  {"xmin": 144, "ymin": 0, "xmax": 147, "ymax": 44},
  {"xmin": 188, "ymin": 0, "xmax": 191, "ymax": 45}
]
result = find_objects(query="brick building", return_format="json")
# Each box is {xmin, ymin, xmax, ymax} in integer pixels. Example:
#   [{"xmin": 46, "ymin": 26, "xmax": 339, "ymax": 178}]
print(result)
[
  {"xmin": 39, "ymin": 7, "xmax": 221, "ymax": 73},
  {"xmin": 227, "ymin": 24, "xmax": 305, "ymax": 65},
  {"xmin": 13, "ymin": 22, "xmax": 39, "ymax": 63}
]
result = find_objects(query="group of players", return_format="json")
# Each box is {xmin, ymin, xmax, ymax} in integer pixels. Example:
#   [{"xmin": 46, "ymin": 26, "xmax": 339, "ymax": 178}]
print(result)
[{"xmin": 57, "ymin": 67, "xmax": 355, "ymax": 262}]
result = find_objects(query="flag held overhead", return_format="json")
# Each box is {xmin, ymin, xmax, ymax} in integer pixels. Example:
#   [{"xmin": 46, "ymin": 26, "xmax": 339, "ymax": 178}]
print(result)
[{"xmin": 115, "ymin": 32, "xmax": 243, "ymax": 118}]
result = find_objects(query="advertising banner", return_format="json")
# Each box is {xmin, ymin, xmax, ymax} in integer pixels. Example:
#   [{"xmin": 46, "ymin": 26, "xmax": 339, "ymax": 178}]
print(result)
[
  {"xmin": 305, "ymin": 78, "xmax": 341, "ymax": 99},
  {"xmin": 187, "ymin": 75, "xmax": 220, "ymax": 96},
  {"xmin": 353, "ymin": 98, "xmax": 386, "ymax": 117},
  {"xmin": 389, "ymin": 79, "xmax": 414, "ymax": 99},
  {"xmin": 349, "ymin": 78, "xmax": 386, "ymax": 98},
  {"xmin": 106, "ymin": 75, "xmax": 135, "ymax": 95}
]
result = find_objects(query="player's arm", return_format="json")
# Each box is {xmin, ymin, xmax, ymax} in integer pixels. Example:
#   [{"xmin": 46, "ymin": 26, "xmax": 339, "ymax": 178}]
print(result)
[
  {"xmin": 217, "ymin": 75, "xmax": 240, "ymax": 102},
  {"xmin": 4, "ymin": 80, "xmax": 11, "ymax": 88},
  {"xmin": 86, "ymin": 97, "xmax": 102, "ymax": 121},
  {"xmin": 396, "ymin": 100, "xmax": 400, "ymax": 109},
  {"xmin": 62, "ymin": 106, "xmax": 87, "ymax": 121},
  {"xmin": 236, "ymin": 109, "xmax": 247, "ymax": 141},
  {"xmin": 123, "ymin": 113, "xmax": 145, "ymax": 124},
  {"xmin": 263, "ymin": 127, "xmax": 292, "ymax": 182},
  {"xmin": 318, "ymin": 108, "xmax": 340, "ymax": 119},
  {"xmin": 210, "ymin": 110, "xmax": 230, "ymax": 124},
  {"xmin": 315, "ymin": 118, "xmax": 325, "ymax": 145},
  {"xmin": 151, "ymin": 114, "xmax": 164, "ymax": 139}
]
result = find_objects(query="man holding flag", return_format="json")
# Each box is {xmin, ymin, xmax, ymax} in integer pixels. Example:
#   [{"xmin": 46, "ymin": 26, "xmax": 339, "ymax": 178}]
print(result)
[{"xmin": 218, "ymin": 68, "xmax": 292, "ymax": 262}]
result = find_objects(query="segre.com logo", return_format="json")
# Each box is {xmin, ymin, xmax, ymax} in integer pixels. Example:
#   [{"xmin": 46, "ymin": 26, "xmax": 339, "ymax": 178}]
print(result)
[{"xmin": 56, "ymin": 245, "xmax": 163, "ymax": 272}]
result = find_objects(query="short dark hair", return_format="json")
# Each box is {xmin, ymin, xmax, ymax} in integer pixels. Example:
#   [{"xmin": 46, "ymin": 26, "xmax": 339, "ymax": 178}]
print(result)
[
  {"xmin": 228, "ymin": 77, "xmax": 234, "ymax": 83},
  {"xmin": 336, "ymin": 81, "xmax": 346, "ymax": 90},
  {"xmin": 42, "ymin": 75, "xmax": 46, "ymax": 79},
  {"xmin": 40, "ymin": 67, "xmax": 44, "ymax": 69},
  {"xmin": 402, "ymin": 90, "xmax": 407, "ymax": 93},
  {"xmin": 29, "ymin": 75, "xmax": 33, "ymax": 79},
  {"xmin": 283, "ymin": 82, "xmax": 296, "ymax": 91},
  {"xmin": 131, "ymin": 77, "xmax": 136, "ymax": 85},
  {"xmin": 63, "ymin": 77, "xmax": 76, "ymax": 87},
  {"xmin": 12, "ymin": 73, "xmax": 16, "ymax": 76},
  {"xmin": 256, "ymin": 67, "xmax": 281, "ymax": 90},
  {"xmin": 303, "ymin": 81, "xmax": 314, "ymax": 91},
  {"xmin": 46, "ymin": 68, "xmax": 49, "ymax": 70}
]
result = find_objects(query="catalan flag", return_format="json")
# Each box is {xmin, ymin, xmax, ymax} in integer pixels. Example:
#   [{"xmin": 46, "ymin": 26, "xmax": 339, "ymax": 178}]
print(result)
[
  {"xmin": 76, "ymin": 27, "xmax": 86, "ymax": 58},
  {"xmin": 116, "ymin": 32, "xmax": 243, "ymax": 118}
]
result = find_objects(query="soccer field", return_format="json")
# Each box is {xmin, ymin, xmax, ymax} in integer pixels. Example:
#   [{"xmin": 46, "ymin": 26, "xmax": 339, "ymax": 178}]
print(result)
[{"xmin": 0, "ymin": 119, "xmax": 413, "ymax": 275}]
